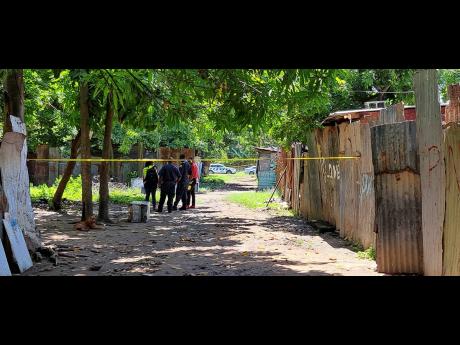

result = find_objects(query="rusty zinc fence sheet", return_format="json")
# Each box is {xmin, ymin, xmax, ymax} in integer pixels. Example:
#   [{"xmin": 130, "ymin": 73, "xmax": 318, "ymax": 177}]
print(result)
[
  {"xmin": 291, "ymin": 143, "xmax": 303, "ymax": 214},
  {"xmin": 442, "ymin": 124, "xmax": 460, "ymax": 275},
  {"xmin": 276, "ymin": 150, "xmax": 288, "ymax": 200},
  {"xmin": 338, "ymin": 121, "xmax": 360, "ymax": 240},
  {"xmin": 371, "ymin": 121, "xmax": 423, "ymax": 274},
  {"xmin": 316, "ymin": 126, "xmax": 340, "ymax": 227},
  {"xmin": 445, "ymin": 84, "xmax": 460, "ymax": 125},
  {"xmin": 301, "ymin": 131, "xmax": 323, "ymax": 220},
  {"xmin": 284, "ymin": 150, "xmax": 294, "ymax": 205},
  {"xmin": 375, "ymin": 102, "xmax": 405, "ymax": 125},
  {"xmin": 358, "ymin": 122, "xmax": 376, "ymax": 249}
]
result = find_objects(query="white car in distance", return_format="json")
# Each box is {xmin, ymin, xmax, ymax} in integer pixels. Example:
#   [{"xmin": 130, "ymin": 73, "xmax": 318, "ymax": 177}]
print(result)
[
  {"xmin": 244, "ymin": 166, "xmax": 257, "ymax": 175},
  {"xmin": 209, "ymin": 163, "xmax": 236, "ymax": 174}
]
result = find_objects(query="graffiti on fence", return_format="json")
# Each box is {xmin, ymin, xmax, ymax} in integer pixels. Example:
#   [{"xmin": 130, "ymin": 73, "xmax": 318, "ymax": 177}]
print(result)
[
  {"xmin": 320, "ymin": 160, "xmax": 340, "ymax": 180},
  {"xmin": 360, "ymin": 173, "xmax": 373, "ymax": 197},
  {"xmin": 428, "ymin": 145, "xmax": 441, "ymax": 172}
]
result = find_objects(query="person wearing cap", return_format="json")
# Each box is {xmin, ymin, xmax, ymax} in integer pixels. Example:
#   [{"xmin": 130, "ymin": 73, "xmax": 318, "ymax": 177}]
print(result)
[
  {"xmin": 173, "ymin": 153, "xmax": 192, "ymax": 211},
  {"xmin": 143, "ymin": 161, "xmax": 159, "ymax": 210},
  {"xmin": 157, "ymin": 157, "xmax": 181, "ymax": 213}
]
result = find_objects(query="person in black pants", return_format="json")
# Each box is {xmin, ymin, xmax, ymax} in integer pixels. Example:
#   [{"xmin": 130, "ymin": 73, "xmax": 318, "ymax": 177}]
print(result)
[
  {"xmin": 157, "ymin": 158, "xmax": 181, "ymax": 213},
  {"xmin": 173, "ymin": 154, "xmax": 192, "ymax": 211},
  {"xmin": 143, "ymin": 162, "xmax": 159, "ymax": 210},
  {"xmin": 187, "ymin": 157, "xmax": 198, "ymax": 208}
]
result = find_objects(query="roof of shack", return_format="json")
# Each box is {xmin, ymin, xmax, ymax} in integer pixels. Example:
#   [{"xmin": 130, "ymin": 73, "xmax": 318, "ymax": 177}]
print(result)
[
  {"xmin": 321, "ymin": 102, "xmax": 449, "ymax": 126},
  {"xmin": 254, "ymin": 146, "xmax": 279, "ymax": 153}
]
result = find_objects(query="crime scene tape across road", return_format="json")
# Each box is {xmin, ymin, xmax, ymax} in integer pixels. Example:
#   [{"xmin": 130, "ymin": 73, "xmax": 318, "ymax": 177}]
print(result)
[{"xmin": 27, "ymin": 156, "xmax": 360, "ymax": 163}]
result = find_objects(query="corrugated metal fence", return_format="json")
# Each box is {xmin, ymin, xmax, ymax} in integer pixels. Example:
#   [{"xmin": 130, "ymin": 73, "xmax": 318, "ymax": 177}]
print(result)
[
  {"xmin": 276, "ymin": 103, "xmax": 427, "ymax": 274},
  {"xmin": 276, "ymin": 82, "xmax": 460, "ymax": 275}
]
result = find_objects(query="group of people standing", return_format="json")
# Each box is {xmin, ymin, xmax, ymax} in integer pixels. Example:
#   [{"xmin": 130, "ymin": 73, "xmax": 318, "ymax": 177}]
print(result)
[{"xmin": 142, "ymin": 154, "xmax": 199, "ymax": 213}]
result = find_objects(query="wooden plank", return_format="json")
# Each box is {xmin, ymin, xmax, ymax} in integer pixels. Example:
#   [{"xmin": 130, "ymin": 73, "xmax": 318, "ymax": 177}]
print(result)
[
  {"xmin": 3, "ymin": 216, "xmax": 33, "ymax": 272},
  {"xmin": 414, "ymin": 69, "xmax": 445, "ymax": 276},
  {"xmin": 0, "ymin": 131, "xmax": 39, "ymax": 251},
  {"xmin": 442, "ymin": 124, "xmax": 460, "ymax": 275},
  {"xmin": 371, "ymin": 121, "xmax": 423, "ymax": 274}
]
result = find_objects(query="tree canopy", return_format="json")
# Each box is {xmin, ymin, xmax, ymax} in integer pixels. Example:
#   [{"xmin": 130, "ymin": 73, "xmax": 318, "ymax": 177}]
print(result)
[{"xmin": 3, "ymin": 68, "xmax": 459, "ymax": 155}]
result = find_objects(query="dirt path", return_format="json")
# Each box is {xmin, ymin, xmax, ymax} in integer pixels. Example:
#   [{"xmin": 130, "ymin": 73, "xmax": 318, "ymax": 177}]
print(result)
[{"xmin": 24, "ymin": 175, "xmax": 381, "ymax": 276}]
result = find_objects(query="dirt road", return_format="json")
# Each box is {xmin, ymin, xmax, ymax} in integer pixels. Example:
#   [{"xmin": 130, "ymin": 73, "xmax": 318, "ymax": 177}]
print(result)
[{"xmin": 24, "ymin": 175, "xmax": 380, "ymax": 276}]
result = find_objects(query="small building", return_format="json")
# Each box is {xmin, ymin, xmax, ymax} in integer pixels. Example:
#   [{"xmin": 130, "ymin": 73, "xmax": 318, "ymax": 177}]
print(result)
[
  {"xmin": 321, "ymin": 102, "xmax": 448, "ymax": 126},
  {"xmin": 255, "ymin": 146, "xmax": 278, "ymax": 190}
]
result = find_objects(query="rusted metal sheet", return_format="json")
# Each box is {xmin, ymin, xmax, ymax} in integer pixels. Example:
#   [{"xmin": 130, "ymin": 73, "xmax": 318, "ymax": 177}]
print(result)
[
  {"xmin": 285, "ymin": 151, "xmax": 293, "ymax": 205},
  {"xmin": 35, "ymin": 144, "xmax": 49, "ymax": 185},
  {"xmin": 292, "ymin": 143, "xmax": 302, "ymax": 214},
  {"xmin": 299, "ymin": 174, "xmax": 307, "ymax": 217},
  {"xmin": 316, "ymin": 126, "xmax": 340, "ymax": 226},
  {"xmin": 358, "ymin": 122, "xmax": 376, "ymax": 249},
  {"xmin": 302, "ymin": 131, "xmax": 323, "ymax": 220},
  {"xmin": 377, "ymin": 102, "xmax": 405, "ymax": 125},
  {"xmin": 371, "ymin": 121, "xmax": 423, "ymax": 274},
  {"xmin": 276, "ymin": 150, "xmax": 288, "ymax": 199},
  {"xmin": 48, "ymin": 147, "xmax": 60, "ymax": 186},
  {"xmin": 158, "ymin": 147, "xmax": 195, "ymax": 161},
  {"xmin": 445, "ymin": 84, "xmax": 460, "ymax": 125},
  {"xmin": 338, "ymin": 122, "xmax": 361, "ymax": 241},
  {"xmin": 442, "ymin": 124, "xmax": 460, "ymax": 275},
  {"xmin": 414, "ymin": 69, "xmax": 445, "ymax": 276}
]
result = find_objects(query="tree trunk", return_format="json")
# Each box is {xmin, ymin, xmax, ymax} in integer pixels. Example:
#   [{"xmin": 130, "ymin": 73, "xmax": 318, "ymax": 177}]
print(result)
[
  {"xmin": 50, "ymin": 130, "xmax": 81, "ymax": 211},
  {"xmin": 97, "ymin": 96, "xmax": 114, "ymax": 222},
  {"xmin": 109, "ymin": 137, "xmax": 115, "ymax": 179},
  {"xmin": 137, "ymin": 142, "xmax": 144, "ymax": 177},
  {"xmin": 79, "ymin": 83, "xmax": 93, "ymax": 221},
  {"xmin": 1, "ymin": 70, "xmax": 42, "ymax": 252},
  {"xmin": 3, "ymin": 70, "xmax": 24, "ymax": 133}
]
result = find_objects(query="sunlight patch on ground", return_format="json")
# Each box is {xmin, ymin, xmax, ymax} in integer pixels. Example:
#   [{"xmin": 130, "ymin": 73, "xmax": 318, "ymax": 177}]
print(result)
[
  {"xmin": 49, "ymin": 234, "xmax": 82, "ymax": 241},
  {"xmin": 111, "ymin": 255, "xmax": 154, "ymax": 264},
  {"xmin": 152, "ymin": 246, "xmax": 234, "ymax": 254}
]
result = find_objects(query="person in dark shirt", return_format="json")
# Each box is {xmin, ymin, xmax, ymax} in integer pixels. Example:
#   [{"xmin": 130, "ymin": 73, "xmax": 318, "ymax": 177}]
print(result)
[
  {"xmin": 157, "ymin": 158, "xmax": 181, "ymax": 213},
  {"xmin": 143, "ymin": 161, "xmax": 159, "ymax": 210},
  {"xmin": 173, "ymin": 153, "xmax": 192, "ymax": 211}
]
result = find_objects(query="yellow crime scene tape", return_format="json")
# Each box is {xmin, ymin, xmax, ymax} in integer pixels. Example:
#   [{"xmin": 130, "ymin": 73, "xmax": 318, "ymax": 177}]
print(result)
[{"xmin": 27, "ymin": 156, "xmax": 360, "ymax": 163}]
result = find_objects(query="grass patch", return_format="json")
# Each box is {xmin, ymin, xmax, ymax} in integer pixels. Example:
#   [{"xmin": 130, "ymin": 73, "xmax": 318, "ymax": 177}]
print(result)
[
  {"xmin": 357, "ymin": 247, "xmax": 376, "ymax": 261},
  {"xmin": 225, "ymin": 190, "xmax": 294, "ymax": 216},
  {"xmin": 200, "ymin": 175, "xmax": 226, "ymax": 191},
  {"xmin": 30, "ymin": 175, "xmax": 161, "ymax": 205},
  {"xmin": 208, "ymin": 171, "xmax": 248, "ymax": 183},
  {"xmin": 226, "ymin": 190, "xmax": 273, "ymax": 209},
  {"xmin": 200, "ymin": 171, "xmax": 253, "ymax": 190},
  {"xmin": 340, "ymin": 238, "xmax": 377, "ymax": 261}
]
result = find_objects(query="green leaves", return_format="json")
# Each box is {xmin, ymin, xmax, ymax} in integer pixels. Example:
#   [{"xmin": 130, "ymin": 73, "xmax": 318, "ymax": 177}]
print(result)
[
  {"xmin": 23, "ymin": 69, "xmax": 79, "ymax": 151},
  {"xmin": 438, "ymin": 69, "xmax": 460, "ymax": 102}
]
